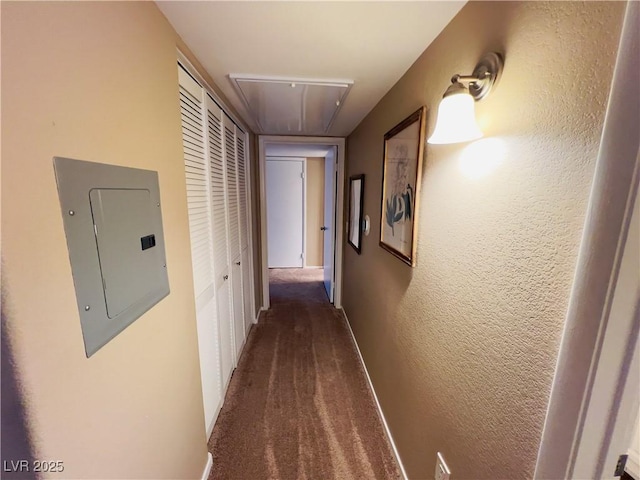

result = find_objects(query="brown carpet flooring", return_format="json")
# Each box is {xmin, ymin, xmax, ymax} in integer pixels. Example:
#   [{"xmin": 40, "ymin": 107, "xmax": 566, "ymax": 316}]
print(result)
[{"xmin": 208, "ymin": 268, "xmax": 401, "ymax": 480}]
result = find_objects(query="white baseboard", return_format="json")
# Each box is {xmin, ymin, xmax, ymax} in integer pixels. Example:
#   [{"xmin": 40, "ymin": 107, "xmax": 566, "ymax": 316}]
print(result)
[
  {"xmin": 254, "ymin": 306, "xmax": 267, "ymax": 323},
  {"xmin": 340, "ymin": 308, "xmax": 409, "ymax": 480},
  {"xmin": 206, "ymin": 415, "xmax": 216, "ymax": 441},
  {"xmin": 201, "ymin": 452, "xmax": 213, "ymax": 480}
]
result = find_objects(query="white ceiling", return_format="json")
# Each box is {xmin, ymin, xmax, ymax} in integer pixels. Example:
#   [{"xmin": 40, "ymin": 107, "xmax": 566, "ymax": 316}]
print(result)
[{"xmin": 158, "ymin": 1, "xmax": 465, "ymax": 137}]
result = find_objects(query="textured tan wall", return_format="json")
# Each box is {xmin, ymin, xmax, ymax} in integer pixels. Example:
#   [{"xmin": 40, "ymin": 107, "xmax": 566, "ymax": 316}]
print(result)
[
  {"xmin": 2, "ymin": 2, "xmax": 209, "ymax": 478},
  {"xmin": 343, "ymin": 2, "xmax": 625, "ymax": 479},
  {"xmin": 306, "ymin": 157, "xmax": 325, "ymax": 267}
]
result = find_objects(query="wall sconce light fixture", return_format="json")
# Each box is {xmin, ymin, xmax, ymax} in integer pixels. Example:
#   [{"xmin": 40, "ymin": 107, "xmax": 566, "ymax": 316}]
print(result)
[{"xmin": 428, "ymin": 52, "xmax": 504, "ymax": 145}]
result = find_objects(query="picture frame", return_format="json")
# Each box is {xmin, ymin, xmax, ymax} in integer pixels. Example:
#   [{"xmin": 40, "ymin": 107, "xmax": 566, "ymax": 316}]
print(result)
[
  {"xmin": 379, "ymin": 106, "xmax": 427, "ymax": 266},
  {"xmin": 348, "ymin": 174, "xmax": 365, "ymax": 254}
]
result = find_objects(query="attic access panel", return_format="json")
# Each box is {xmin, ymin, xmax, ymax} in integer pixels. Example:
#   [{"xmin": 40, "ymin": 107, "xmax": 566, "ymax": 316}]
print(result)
[
  {"xmin": 230, "ymin": 75, "xmax": 353, "ymax": 135},
  {"xmin": 54, "ymin": 157, "xmax": 170, "ymax": 357}
]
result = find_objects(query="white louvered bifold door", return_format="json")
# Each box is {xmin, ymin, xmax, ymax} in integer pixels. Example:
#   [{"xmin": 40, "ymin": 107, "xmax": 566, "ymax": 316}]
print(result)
[
  {"xmin": 179, "ymin": 67, "xmax": 222, "ymax": 435},
  {"xmin": 207, "ymin": 96, "xmax": 235, "ymax": 388},
  {"xmin": 224, "ymin": 118, "xmax": 246, "ymax": 357},
  {"xmin": 236, "ymin": 131, "xmax": 254, "ymax": 330}
]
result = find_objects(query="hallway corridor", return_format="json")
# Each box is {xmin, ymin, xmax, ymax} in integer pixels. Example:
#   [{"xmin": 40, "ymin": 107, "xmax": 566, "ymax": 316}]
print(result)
[{"xmin": 207, "ymin": 268, "xmax": 401, "ymax": 480}]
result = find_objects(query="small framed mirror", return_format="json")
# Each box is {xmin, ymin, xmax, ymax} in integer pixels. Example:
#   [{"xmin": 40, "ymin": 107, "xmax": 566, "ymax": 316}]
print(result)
[{"xmin": 348, "ymin": 174, "xmax": 365, "ymax": 254}]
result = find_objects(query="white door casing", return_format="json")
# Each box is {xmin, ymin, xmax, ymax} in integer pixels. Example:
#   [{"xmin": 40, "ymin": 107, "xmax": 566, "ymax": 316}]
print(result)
[
  {"xmin": 266, "ymin": 158, "xmax": 305, "ymax": 268},
  {"xmin": 323, "ymin": 147, "xmax": 337, "ymax": 302},
  {"xmin": 571, "ymin": 173, "xmax": 639, "ymax": 479},
  {"xmin": 534, "ymin": 2, "xmax": 640, "ymax": 477},
  {"xmin": 258, "ymin": 136, "xmax": 346, "ymax": 310},
  {"xmin": 571, "ymin": 168, "xmax": 639, "ymax": 479}
]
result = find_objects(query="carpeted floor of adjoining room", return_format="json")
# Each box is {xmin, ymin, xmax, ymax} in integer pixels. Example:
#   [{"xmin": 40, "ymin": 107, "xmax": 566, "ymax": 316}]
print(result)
[{"xmin": 208, "ymin": 268, "xmax": 401, "ymax": 480}]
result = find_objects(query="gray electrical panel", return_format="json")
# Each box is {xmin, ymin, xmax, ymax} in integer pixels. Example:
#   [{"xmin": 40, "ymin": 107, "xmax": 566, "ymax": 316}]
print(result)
[{"xmin": 54, "ymin": 157, "xmax": 170, "ymax": 357}]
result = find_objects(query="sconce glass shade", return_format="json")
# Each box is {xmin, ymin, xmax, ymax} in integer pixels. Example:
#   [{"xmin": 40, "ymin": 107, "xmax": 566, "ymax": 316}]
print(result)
[{"xmin": 428, "ymin": 90, "xmax": 483, "ymax": 145}]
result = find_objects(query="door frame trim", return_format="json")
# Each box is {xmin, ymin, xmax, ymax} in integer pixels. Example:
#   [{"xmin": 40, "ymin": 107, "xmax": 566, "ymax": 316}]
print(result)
[
  {"xmin": 258, "ymin": 136, "xmax": 346, "ymax": 309},
  {"xmin": 534, "ymin": 1, "xmax": 640, "ymax": 476}
]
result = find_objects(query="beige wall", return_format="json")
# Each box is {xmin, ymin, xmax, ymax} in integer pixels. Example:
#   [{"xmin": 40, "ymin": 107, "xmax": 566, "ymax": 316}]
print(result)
[
  {"xmin": 2, "ymin": 2, "xmax": 213, "ymax": 478},
  {"xmin": 342, "ymin": 2, "xmax": 625, "ymax": 479},
  {"xmin": 306, "ymin": 157, "xmax": 325, "ymax": 267}
]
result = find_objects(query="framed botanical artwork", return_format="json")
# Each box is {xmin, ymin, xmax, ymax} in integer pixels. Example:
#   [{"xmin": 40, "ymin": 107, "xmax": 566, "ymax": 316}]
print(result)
[
  {"xmin": 348, "ymin": 174, "xmax": 365, "ymax": 254},
  {"xmin": 379, "ymin": 106, "xmax": 427, "ymax": 266}
]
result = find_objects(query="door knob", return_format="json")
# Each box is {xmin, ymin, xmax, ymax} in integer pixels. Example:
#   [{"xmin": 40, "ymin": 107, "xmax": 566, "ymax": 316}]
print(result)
[
  {"xmin": 223, "ymin": 275, "xmax": 229, "ymax": 281},
  {"xmin": 320, "ymin": 226, "xmax": 328, "ymax": 231},
  {"xmin": 235, "ymin": 261, "xmax": 241, "ymax": 266}
]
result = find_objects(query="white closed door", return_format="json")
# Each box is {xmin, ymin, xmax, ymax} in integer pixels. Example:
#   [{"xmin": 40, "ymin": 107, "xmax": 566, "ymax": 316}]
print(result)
[
  {"xmin": 323, "ymin": 148, "xmax": 336, "ymax": 301},
  {"xmin": 266, "ymin": 159, "xmax": 304, "ymax": 268}
]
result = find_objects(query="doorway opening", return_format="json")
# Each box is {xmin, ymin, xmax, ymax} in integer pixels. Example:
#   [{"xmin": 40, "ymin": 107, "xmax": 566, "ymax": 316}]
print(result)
[{"xmin": 258, "ymin": 136, "xmax": 345, "ymax": 309}]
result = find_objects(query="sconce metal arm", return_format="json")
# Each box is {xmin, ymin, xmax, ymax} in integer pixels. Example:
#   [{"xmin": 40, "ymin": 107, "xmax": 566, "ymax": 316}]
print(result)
[
  {"xmin": 451, "ymin": 72, "xmax": 490, "ymax": 85},
  {"xmin": 447, "ymin": 53, "xmax": 504, "ymax": 101}
]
